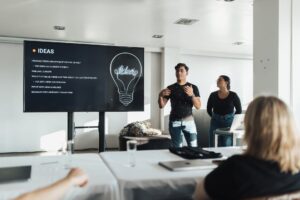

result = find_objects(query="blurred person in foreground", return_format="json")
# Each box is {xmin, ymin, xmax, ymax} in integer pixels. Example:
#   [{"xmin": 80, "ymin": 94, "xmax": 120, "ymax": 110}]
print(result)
[
  {"xmin": 15, "ymin": 168, "xmax": 88, "ymax": 200},
  {"xmin": 195, "ymin": 96, "xmax": 300, "ymax": 199}
]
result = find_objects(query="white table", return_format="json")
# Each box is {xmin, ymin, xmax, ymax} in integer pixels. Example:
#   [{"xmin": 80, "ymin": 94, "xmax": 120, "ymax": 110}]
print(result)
[
  {"xmin": 0, "ymin": 153, "xmax": 118, "ymax": 200},
  {"xmin": 100, "ymin": 147, "xmax": 243, "ymax": 200}
]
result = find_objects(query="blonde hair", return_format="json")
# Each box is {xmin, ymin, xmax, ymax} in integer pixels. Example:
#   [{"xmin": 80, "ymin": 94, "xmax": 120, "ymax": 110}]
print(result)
[{"xmin": 244, "ymin": 96, "xmax": 300, "ymax": 173}]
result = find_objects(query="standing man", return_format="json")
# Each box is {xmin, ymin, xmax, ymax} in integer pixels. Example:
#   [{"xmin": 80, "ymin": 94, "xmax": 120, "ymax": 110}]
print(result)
[{"xmin": 158, "ymin": 63, "xmax": 201, "ymax": 147}]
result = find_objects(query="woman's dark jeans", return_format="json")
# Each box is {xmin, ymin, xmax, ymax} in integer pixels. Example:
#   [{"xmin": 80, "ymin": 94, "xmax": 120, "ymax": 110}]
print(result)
[{"xmin": 209, "ymin": 113, "xmax": 234, "ymax": 147}]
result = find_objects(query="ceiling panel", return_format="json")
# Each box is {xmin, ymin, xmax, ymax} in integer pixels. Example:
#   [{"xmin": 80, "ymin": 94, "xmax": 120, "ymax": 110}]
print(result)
[{"xmin": 0, "ymin": 0, "xmax": 253, "ymax": 55}]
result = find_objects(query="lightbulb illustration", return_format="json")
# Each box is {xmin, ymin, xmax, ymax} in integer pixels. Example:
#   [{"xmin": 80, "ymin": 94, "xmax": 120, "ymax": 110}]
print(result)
[{"xmin": 110, "ymin": 52, "xmax": 143, "ymax": 106}]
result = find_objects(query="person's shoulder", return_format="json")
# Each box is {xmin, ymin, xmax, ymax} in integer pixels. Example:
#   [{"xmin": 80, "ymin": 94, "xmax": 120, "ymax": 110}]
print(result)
[
  {"xmin": 209, "ymin": 91, "xmax": 218, "ymax": 97},
  {"xmin": 210, "ymin": 155, "xmax": 249, "ymax": 172},
  {"xmin": 167, "ymin": 83, "xmax": 177, "ymax": 89},
  {"xmin": 229, "ymin": 91, "xmax": 238, "ymax": 97},
  {"xmin": 227, "ymin": 154, "xmax": 247, "ymax": 161},
  {"xmin": 187, "ymin": 82, "xmax": 196, "ymax": 86},
  {"xmin": 226, "ymin": 154, "xmax": 272, "ymax": 167},
  {"xmin": 188, "ymin": 82, "xmax": 199, "ymax": 89},
  {"xmin": 222, "ymin": 154, "xmax": 252, "ymax": 166}
]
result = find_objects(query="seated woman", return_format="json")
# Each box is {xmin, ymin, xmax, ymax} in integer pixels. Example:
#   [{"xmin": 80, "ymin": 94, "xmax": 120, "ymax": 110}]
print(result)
[
  {"xmin": 207, "ymin": 75, "xmax": 242, "ymax": 147},
  {"xmin": 194, "ymin": 96, "xmax": 300, "ymax": 200}
]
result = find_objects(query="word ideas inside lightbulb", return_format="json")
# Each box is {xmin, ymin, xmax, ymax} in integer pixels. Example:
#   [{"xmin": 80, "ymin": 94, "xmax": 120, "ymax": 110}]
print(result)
[{"xmin": 114, "ymin": 65, "xmax": 138, "ymax": 76}]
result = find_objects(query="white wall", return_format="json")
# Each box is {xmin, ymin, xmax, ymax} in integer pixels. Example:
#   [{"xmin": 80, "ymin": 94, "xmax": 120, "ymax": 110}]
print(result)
[
  {"xmin": 127, "ymin": 52, "xmax": 161, "ymax": 128},
  {"xmin": 252, "ymin": 0, "xmax": 300, "ymax": 126},
  {"xmin": 292, "ymin": 0, "xmax": 300, "ymax": 126},
  {"xmin": 0, "ymin": 42, "xmax": 161, "ymax": 153},
  {"xmin": 0, "ymin": 43, "xmax": 67, "ymax": 152},
  {"xmin": 253, "ymin": 0, "xmax": 292, "ymax": 105},
  {"xmin": 180, "ymin": 54, "xmax": 253, "ymax": 109},
  {"xmin": 160, "ymin": 48, "xmax": 253, "ymax": 132},
  {"xmin": 0, "ymin": 42, "xmax": 252, "ymax": 152},
  {"xmin": 147, "ymin": 52, "xmax": 161, "ymax": 129}
]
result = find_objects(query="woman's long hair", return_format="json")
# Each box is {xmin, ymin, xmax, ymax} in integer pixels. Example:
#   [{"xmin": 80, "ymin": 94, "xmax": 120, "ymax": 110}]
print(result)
[{"xmin": 244, "ymin": 96, "xmax": 300, "ymax": 173}]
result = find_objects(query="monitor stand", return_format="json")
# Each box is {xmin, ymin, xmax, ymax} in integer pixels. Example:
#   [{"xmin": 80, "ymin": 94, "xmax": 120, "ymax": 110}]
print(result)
[{"xmin": 67, "ymin": 112, "xmax": 106, "ymax": 153}]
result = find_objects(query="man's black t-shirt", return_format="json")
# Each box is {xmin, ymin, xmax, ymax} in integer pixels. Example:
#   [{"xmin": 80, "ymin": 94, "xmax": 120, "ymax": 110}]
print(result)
[
  {"xmin": 165, "ymin": 82, "xmax": 200, "ymax": 121},
  {"xmin": 204, "ymin": 155, "xmax": 300, "ymax": 200},
  {"xmin": 207, "ymin": 91, "xmax": 242, "ymax": 117}
]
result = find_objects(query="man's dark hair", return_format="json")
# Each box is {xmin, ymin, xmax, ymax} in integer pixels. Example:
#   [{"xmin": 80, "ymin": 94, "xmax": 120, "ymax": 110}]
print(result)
[
  {"xmin": 175, "ymin": 63, "xmax": 189, "ymax": 72},
  {"xmin": 220, "ymin": 75, "xmax": 231, "ymax": 90}
]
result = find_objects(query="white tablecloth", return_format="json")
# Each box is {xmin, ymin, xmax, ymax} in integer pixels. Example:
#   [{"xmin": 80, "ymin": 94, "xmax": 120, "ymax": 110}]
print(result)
[
  {"xmin": 100, "ymin": 147, "xmax": 243, "ymax": 200},
  {"xmin": 0, "ymin": 153, "xmax": 118, "ymax": 200}
]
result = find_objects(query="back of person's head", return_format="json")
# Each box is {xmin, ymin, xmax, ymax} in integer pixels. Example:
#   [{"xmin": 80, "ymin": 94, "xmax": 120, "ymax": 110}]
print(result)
[
  {"xmin": 244, "ymin": 96, "xmax": 300, "ymax": 173},
  {"xmin": 175, "ymin": 63, "xmax": 189, "ymax": 72}
]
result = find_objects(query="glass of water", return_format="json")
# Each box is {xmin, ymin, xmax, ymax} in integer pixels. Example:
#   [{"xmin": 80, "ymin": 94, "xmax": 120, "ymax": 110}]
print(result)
[
  {"xmin": 64, "ymin": 140, "xmax": 74, "ymax": 169},
  {"xmin": 126, "ymin": 140, "xmax": 137, "ymax": 167}
]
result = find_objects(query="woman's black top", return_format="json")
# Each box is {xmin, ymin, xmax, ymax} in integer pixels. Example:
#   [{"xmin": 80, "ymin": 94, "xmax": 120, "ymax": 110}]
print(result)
[
  {"xmin": 207, "ymin": 91, "xmax": 242, "ymax": 117},
  {"xmin": 205, "ymin": 155, "xmax": 300, "ymax": 200}
]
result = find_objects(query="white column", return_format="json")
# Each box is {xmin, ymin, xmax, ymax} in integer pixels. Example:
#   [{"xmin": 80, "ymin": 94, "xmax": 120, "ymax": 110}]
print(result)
[
  {"xmin": 292, "ymin": 0, "xmax": 300, "ymax": 125},
  {"xmin": 160, "ymin": 47, "xmax": 180, "ymax": 131},
  {"xmin": 253, "ymin": 0, "xmax": 292, "ymax": 104}
]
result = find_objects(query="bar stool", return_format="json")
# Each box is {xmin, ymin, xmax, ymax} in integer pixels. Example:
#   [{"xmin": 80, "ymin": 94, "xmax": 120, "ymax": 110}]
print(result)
[
  {"xmin": 214, "ymin": 128, "xmax": 244, "ymax": 147},
  {"xmin": 214, "ymin": 127, "xmax": 232, "ymax": 147}
]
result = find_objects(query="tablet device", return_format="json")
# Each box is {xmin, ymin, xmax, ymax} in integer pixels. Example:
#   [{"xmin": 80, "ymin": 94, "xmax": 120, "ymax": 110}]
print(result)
[
  {"xmin": 159, "ymin": 160, "xmax": 217, "ymax": 171},
  {"xmin": 0, "ymin": 166, "xmax": 31, "ymax": 183}
]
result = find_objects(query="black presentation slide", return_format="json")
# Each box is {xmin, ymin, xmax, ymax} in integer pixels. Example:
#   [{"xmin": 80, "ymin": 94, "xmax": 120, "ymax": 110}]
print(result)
[{"xmin": 24, "ymin": 41, "xmax": 144, "ymax": 112}]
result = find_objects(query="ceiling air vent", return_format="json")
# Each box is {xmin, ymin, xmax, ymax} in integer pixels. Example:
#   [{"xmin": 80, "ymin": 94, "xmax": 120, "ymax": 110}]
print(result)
[
  {"xmin": 53, "ymin": 25, "xmax": 66, "ymax": 31},
  {"xmin": 174, "ymin": 18, "xmax": 199, "ymax": 25},
  {"xmin": 232, "ymin": 41, "xmax": 244, "ymax": 45},
  {"xmin": 152, "ymin": 35, "xmax": 164, "ymax": 38}
]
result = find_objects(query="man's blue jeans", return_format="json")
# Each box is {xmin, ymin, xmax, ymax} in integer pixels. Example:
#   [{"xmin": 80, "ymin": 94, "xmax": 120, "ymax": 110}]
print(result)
[
  {"xmin": 209, "ymin": 113, "xmax": 234, "ymax": 147},
  {"xmin": 169, "ymin": 119, "xmax": 198, "ymax": 148}
]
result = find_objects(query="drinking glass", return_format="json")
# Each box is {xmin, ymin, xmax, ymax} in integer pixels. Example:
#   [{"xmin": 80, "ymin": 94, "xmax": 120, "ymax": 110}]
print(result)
[
  {"xmin": 64, "ymin": 140, "xmax": 74, "ymax": 169},
  {"xmin": 126, "ymin": 140, "xmax": 137, "ymax": 167}
]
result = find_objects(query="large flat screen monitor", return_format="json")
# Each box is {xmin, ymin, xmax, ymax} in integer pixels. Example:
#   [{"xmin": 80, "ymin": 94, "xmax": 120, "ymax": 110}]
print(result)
[{"xmin": 24, "ymin": 41, "xmax": 144, "ymax": 112}]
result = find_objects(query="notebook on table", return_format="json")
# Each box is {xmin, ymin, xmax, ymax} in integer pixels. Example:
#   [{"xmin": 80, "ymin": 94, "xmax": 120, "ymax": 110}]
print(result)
[
  {"xmin": 0, "ymin": 166, "xmax": 31, "ymax": 184},
  {"xmin": 158, "ymin": 159, "xmax": 218, "ymax": 171}
]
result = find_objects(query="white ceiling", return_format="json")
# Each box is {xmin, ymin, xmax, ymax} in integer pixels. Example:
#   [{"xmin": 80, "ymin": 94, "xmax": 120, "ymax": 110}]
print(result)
[{"xmin": 0, "ymin": 0, "xmax": 253, "ymax": 55}]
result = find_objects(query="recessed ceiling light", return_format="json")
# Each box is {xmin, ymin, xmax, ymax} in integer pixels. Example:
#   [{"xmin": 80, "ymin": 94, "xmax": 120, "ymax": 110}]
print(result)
[
  {"xmin": 232, "ymin": 41, "xmax": 244, "ymax": 45},
  {"xmin": 152, "ymin": 35, "xmax": 163, "ymax": 39},
  {"xmin": 174, "ymin": 18, "xmax": 199, "ymax": 25},
  {"xmin": 53, "ymin": 25, "xmax": 66, "ymax": 31},
  {"xmin": 224, "ymin": 0, "xmax": 235, "ymax": 2}
]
